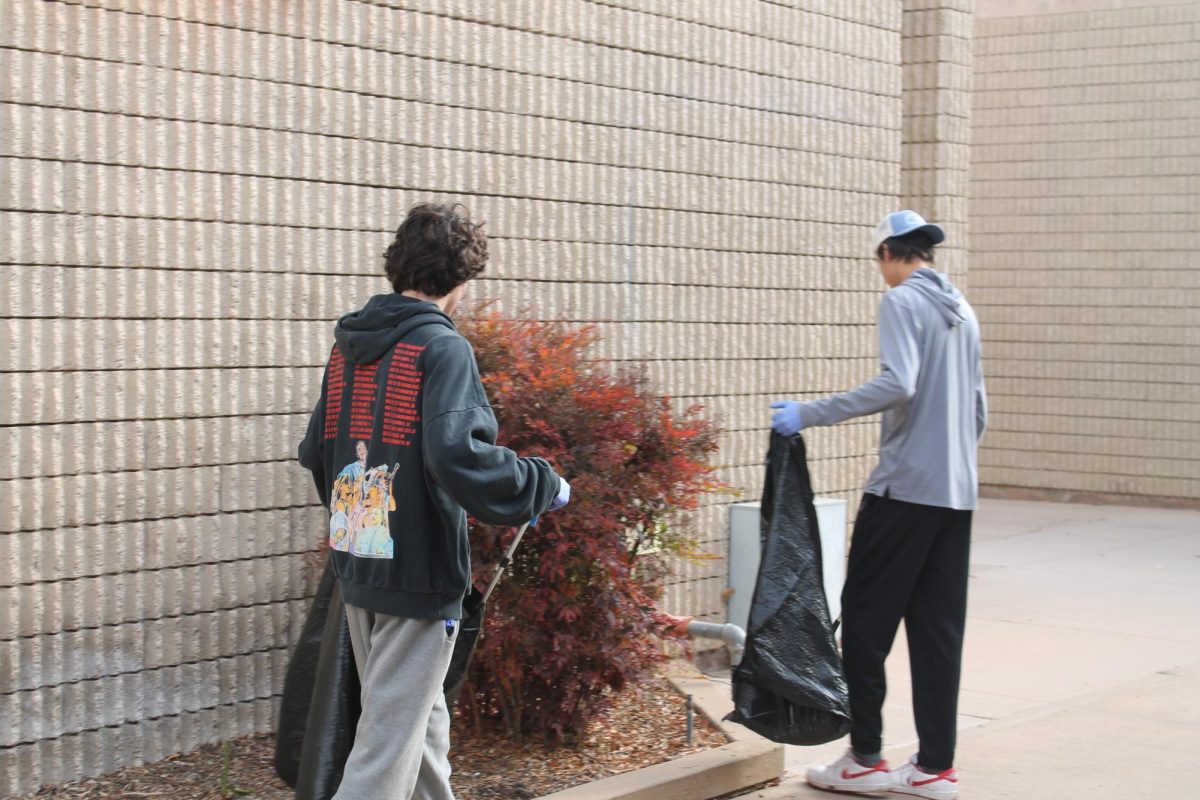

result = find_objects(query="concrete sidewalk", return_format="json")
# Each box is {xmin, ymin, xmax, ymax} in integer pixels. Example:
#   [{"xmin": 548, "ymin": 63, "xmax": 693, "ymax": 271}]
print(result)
[{"xmin": 722, "ymin": 498, "xmax": 1200, "ymax": 799}]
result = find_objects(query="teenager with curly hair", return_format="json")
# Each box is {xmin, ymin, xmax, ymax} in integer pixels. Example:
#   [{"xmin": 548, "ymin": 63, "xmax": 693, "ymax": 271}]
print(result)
[{"xmin": 300, "ymin": 202, "xmax": 571, "ymax": 800}]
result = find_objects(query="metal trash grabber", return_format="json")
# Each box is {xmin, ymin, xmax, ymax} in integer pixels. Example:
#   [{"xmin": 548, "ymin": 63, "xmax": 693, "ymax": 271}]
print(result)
[
  {"xmin": 481, "ymin": 520, "xmax": 531, "ymax": 605},
  {"xmin": 443, "ymin": 520, "xmax": 532, "ymax": 706}
]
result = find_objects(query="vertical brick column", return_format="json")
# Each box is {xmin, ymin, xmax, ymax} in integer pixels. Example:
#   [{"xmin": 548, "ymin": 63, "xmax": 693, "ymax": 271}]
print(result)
[{"xmin": 902, "ymin": 0, "xmax": 973, "ymax": 282}]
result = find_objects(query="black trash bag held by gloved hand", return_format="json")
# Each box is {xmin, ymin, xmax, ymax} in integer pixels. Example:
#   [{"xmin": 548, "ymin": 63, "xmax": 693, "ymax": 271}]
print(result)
[
  {"xmin": 274, "ymin": 559, "xmax": 361, "ymax": 799},
  {"xmin": 728, "ymin": 432, "xmax": 852, "ymax": 745}
]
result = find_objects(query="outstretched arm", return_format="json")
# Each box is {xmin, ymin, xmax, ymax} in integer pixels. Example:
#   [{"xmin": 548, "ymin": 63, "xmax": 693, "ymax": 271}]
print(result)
[{"xmin": 798, "ymin": 293, "xmax": 921, "ymax": 428}]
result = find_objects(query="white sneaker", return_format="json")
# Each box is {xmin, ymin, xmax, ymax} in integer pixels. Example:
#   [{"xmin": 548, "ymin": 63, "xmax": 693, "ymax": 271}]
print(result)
[
  {"xmin": 806, "ymin": 749, "xmax": 892, "ymax": 795},
  {"xmin": 889, "ymin": 755, "xmax": 958, "ymax": 799}
]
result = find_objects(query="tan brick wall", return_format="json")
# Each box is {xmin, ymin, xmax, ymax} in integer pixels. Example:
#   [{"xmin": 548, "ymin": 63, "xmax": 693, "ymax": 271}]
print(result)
[
  {"xmin": 971, "ymin": 2, "xmax": 1200, "ymax": 503},
  {"xmin": 0, "ymin": 0, "xmax": 904, "ymax": 792},
  {"xmin": 902, "ymin": 0, "xmax": 973, "ymax": 282}
]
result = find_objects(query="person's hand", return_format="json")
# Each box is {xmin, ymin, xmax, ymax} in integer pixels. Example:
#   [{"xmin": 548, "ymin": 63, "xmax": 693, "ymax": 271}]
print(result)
[
  {"xmin": 548, "ymin": 477, "xmax": 571, "ymax": 511},
  {"xmin": 769, "ymin": 401, "xmax": 805, "ymax": 436}
]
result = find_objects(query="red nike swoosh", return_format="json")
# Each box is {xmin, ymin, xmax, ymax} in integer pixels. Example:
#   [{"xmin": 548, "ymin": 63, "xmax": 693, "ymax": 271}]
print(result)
[
  {"xmin": 913, "ymin": 773, "xmax": 958, "ymax": 786},
  {"xmin": 841, "ymin": 767, "xmax": 884, "ymax": 780}
]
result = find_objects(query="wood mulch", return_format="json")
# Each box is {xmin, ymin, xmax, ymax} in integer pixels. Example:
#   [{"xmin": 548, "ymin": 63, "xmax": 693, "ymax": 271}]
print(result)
[{"xmin": 20, "ymin": 663, "xmax": 728, "ymax": 800}]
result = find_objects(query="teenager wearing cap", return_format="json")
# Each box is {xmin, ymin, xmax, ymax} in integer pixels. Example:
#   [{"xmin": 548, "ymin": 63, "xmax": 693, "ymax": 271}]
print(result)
[{"xmin": 770, "ymin": 211, "xmax": 987, "ymax": 799}]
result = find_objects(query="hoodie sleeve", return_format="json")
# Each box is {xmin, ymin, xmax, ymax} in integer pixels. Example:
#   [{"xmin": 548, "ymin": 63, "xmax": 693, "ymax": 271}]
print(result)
[
  {"xmin": 420, "ymin": 335, "xmax": 561, "ymax": 525},
  {"xmin": 799, "ymin": 291, "xmax": 921, "ymax": 427},
  {"xmin": 298, "ymin": 369, "xmax": 330, "ymax": 508},
  {"xmin": 975, "ymin": 372, "xmax": 988, "ymax": 441}
]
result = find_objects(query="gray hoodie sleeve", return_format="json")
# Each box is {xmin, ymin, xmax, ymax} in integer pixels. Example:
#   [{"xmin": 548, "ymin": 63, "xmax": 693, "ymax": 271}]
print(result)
[
  {"xmin": 975, "ymin": 372, "xmax": 988, "ymax": 441},
  {"xmin": 420, "ymin": 335, "xmax": 561, "ymax": 525},
  {"xmin": 799, "ymin": 292, "xmax": 920, "ymax": 427}
]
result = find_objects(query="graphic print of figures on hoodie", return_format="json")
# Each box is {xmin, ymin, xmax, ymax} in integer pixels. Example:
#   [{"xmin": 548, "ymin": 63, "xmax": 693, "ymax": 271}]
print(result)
[
  {"xmin": 299, "ymin": 294, "xmax": 562, "ymax": 621},
  {"xmin": 328, "ymin": 439, "xmax": 399, "ymax": 559}
]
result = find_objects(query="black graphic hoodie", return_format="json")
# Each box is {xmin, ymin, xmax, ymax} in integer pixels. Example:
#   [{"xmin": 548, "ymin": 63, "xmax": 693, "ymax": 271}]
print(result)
[{"xmin": 299, "ymin": 293, "xmax": 562, "ymax": 620}]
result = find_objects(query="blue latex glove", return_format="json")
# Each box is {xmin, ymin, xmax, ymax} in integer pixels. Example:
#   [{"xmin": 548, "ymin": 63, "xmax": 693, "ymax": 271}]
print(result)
[
  {"xmin": 769, "ymin": 401, "xmax": 805, "ymax": 436},
  {"xmin": 548, "ymin": 477, "xmax": 571, "ymax": 511}
]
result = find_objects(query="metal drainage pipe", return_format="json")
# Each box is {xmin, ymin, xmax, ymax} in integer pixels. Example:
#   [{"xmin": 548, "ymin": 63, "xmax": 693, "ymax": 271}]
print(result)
[{"xmin": 684, "ymin": 620, "xmax": 746, "ymax": 665}]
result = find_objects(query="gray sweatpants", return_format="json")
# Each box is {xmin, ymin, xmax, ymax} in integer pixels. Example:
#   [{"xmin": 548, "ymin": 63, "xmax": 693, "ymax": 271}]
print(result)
[{"xmin": 332, "ymin": 603, "xmax": 458, "ymax": 800}]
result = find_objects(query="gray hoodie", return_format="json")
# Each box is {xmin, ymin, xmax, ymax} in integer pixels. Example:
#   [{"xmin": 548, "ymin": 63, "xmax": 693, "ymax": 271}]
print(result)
[{"xmin": 798, "ymin": 268, "xmax": 987, "ymax": 510}]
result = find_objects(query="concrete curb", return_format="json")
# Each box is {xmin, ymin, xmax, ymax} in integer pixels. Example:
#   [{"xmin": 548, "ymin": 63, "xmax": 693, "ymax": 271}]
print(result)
[{"xmin": 535, "ymin": 672, "xmax": 784, "ymax": 800}]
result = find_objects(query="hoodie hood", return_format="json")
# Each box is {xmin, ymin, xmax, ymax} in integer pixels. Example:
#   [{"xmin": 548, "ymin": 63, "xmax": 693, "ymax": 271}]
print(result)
[
  {"xmin": 905, "ymin": 268, "xmax": 966, "ymax": 327},
  {"xmin": 334, "ymin": 293, "xmax": 455, "ymax": 364}
]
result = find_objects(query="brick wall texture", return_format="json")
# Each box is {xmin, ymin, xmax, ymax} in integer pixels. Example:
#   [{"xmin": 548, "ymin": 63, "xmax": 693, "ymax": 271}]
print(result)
[
  {"xmin": 1, "ymin": 1, "xmax": 905, "ymax": 793},
  {"xmin": 971, "ymin": 2, "xmax": 1200, "ymax": 503},
  {"xmin": 902, "ymin": 0, "xmax": 972, "ymax": 282}
]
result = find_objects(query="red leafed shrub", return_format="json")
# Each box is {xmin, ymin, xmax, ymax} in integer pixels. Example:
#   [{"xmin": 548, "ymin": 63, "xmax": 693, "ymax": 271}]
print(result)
[{"xmin": 457, "ymin": 305, "xmax": 723, "ymax": 742}]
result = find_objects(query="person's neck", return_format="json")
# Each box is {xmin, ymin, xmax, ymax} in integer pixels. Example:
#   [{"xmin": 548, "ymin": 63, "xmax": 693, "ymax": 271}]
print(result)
[
  {"xmin": 402, "ymin": 289, "xmax": 452, "ymax": 312},
  {"xmin": 897, "ymin": 260, "xmax": 928, "ymax": 283}
]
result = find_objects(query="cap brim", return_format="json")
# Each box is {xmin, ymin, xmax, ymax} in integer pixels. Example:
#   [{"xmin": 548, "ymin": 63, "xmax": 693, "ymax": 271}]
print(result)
[
  {"xmin": 916, "ymin": 223, "xmax": 945, "ymax": 245},
  {"xmin": 874, "ymin": 219, "xmax": 946, "ymax": 249}
]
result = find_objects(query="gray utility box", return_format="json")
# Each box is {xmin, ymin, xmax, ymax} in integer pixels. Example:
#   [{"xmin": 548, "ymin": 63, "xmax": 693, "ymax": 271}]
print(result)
[{"xmin": 727, "ymin": 499, "xmax": 847, "ymax": 662}]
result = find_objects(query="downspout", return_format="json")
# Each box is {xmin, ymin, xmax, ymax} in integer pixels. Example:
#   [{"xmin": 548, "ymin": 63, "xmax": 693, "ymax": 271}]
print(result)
[
  {"xmin": 685, "ymin": 620, "xmax": 746, "ymax": 665},
  {"xmin": 664, "ymin": 614, "xmax": 747, "ymax": 665}
]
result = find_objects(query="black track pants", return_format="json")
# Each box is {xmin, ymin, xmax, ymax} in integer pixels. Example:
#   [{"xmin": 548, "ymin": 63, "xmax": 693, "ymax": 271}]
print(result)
[{"xmin": 841, "ymin": 493, "xmax": 972, "ymax": 772}]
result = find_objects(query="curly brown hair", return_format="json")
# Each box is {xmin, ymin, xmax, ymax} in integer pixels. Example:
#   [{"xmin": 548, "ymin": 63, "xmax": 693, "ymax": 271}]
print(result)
[{"xmin": 383, "ymin": 203, "xmax": 488, "ymax": 296}]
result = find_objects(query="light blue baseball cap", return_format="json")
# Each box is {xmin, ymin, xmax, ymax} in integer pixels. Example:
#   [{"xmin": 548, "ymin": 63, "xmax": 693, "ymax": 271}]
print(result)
[{"xmin": 873, "ymin": 210, "xmax": 945, "ymax": 248}]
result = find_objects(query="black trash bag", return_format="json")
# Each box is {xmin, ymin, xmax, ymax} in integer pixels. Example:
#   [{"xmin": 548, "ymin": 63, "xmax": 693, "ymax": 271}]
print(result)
[
  {"xmin": 274, "ymin": 559, "xmax": 361, "ymax": 799},
  {"xmin": 444, "ymin": 585, "xmax": 485, "ymax": 707},
  {"xmin": 275, "ymin": 560, "xmax": 490, "ymax": 799},
  {"xmin": 273, "ymin": 559, "xmax": 339, "ymax": 788},
  {"xmin": 727, "ymin": 432, "xmax": 852, "ymax": 745},
  {"xmin": 444, "ymin": 520, "xmax": 530, "ymax": 707}
]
